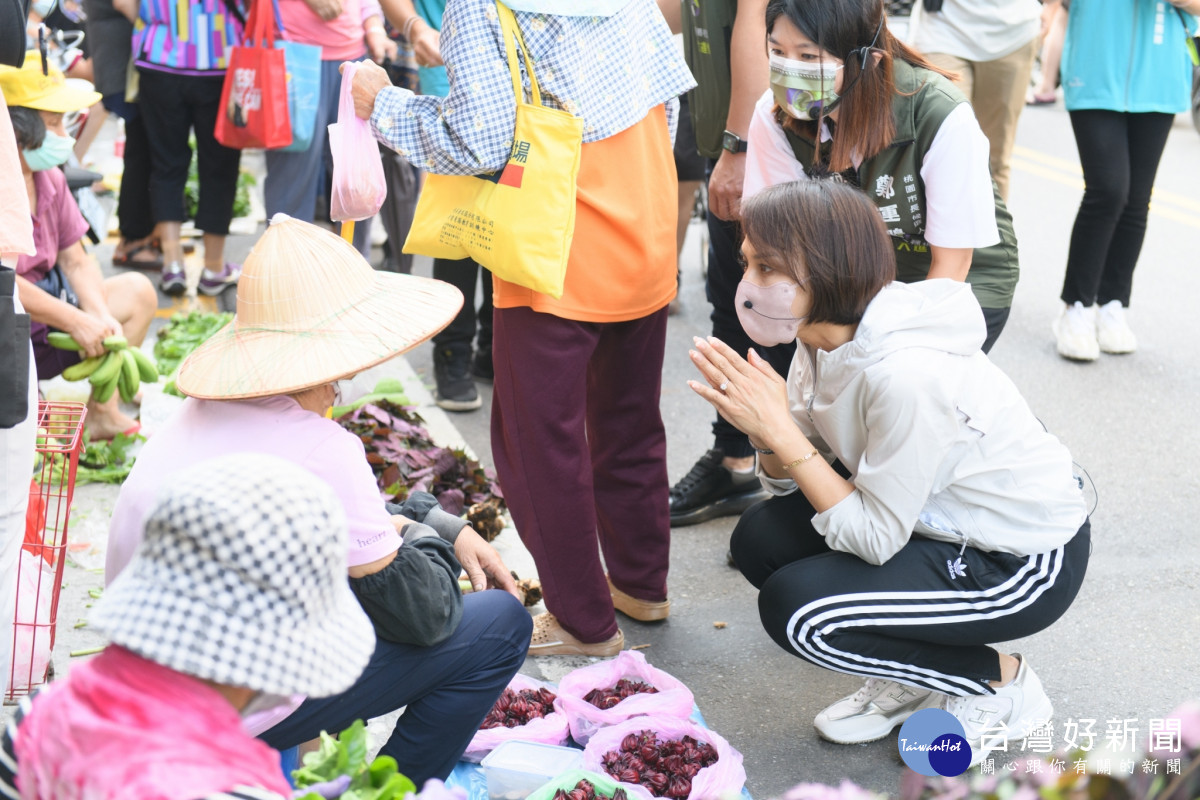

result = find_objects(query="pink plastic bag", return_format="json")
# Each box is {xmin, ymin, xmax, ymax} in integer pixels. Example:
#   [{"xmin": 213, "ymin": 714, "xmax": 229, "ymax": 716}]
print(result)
[
  {"xmin": 555, "ymin": 650, "xmax": 695, "ymax": 745},
  {"xmin": 581, "ymin": 716, "xmax": 746, "ymax": 800},
  {"xmin": 328, "ymin": 61, "xmax": 386, "ymax": 222},
  {"xmin": 462, "ymin": 673, "xmax": 570, "ymax": 763}
]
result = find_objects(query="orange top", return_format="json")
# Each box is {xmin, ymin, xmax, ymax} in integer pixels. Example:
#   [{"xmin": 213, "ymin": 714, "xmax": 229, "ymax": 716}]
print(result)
[{"xmin": 493, "ymin": 105, "xmax": 678, "ymax": 323}]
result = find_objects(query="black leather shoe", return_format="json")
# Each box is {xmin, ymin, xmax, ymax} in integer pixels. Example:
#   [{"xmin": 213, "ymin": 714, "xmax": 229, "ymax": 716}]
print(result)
[{"xmin": 668, "ymin": 448, "xmax": 768, "ymax": 527}]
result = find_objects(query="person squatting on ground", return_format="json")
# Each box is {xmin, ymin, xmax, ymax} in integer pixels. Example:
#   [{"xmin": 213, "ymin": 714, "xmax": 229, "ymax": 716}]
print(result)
[
  {"xmin": 1049, "ymin": 0, "xmax": 1199, "ymax": 362},
  {"xmin": 744, "ymin": 0, "xmax": 1019, "ymax": 355},
  {"xmin": 349, "ymin": 0, "xmax": 695, "ymax": 656},
  {"xmin": 909, "ymin": 0, "xmax": 1050, "ymax": 203},
  {"xmin": 104, "ymin": 216, "xmax": 531, "ymax": 785},
  {"xmin": 691, "ymin": 180, "xmax": 1089, "ymax": 767},
  {"xmin": 132, "ymin": 0, "xmax": 245, "ymax": 296},
  {"xmin": 0, "ymin": 52, "xmax": 157, "ymax": 441},
  {"xmin": 0, "ymin": 454, "xmax": 377, "ymax": 799},
  {"xmin": 668, "ymin": 0, "xmax": 793, "ymax": 529}
]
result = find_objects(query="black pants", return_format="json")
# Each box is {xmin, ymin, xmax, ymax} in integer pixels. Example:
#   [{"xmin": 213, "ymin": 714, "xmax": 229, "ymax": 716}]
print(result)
[
  {"xmin": 100, "ymin": 95, "xmax": 155, "ymax": 242},
  {"xmin": 1060, "ymin": 109, "xmax": 1175, "ymax": 308},
  {"xmin": 705, "ymin": 162, "xmax": 796, "ymax": 459},
  {"xmin": 432, "ymin": 257, "xmax": 493, "ymax": 352},
  {"xmin": 731, "ymin": 489, "xmax": 1090, "ymax": 696},
  {"xmin": 137, "ymin": 68, "xmax": 241, "ymax": 234}
]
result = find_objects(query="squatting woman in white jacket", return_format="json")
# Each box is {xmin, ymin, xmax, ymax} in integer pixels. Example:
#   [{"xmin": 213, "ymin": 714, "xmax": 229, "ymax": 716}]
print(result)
[{"xmin": 688, "ymin": 179, "xmax": 1089, "ymax": 768}]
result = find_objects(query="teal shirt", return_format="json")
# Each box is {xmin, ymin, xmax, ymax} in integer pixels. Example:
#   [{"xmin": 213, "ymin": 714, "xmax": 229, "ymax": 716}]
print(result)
[
  {"xmin": 1062, "ymin": 0, "xmax": 1197, "ymax": 113},
  {"xmin": 414, "ymin": 0, "xmax": 450, "ymax": 97}
]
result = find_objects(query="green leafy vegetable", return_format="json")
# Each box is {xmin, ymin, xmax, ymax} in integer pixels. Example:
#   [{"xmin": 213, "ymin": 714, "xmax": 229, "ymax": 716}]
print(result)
[
  {"xmin": 292, "ymin": 720, "xmax": 416, "ymax": 800},
  {"xmin": 154, "ymin": 311, "xmax": 234, "ymax": 397},
  {"xmin": 37, "ymin": 431, "xmax": 144, "ymax": 486}
]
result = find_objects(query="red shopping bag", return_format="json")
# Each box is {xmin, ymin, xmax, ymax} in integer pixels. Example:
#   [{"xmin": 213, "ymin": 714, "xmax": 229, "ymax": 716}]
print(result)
[{"xmin": 215, "ymin": 0, "xmax": 292, "ymax": 150}]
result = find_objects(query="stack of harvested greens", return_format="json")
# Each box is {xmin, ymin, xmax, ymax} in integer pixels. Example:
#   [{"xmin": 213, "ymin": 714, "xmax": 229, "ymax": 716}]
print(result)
[
  {"xmin": 153, "ymin": 311, "xmax": 233, "ymax": 397},
  {"xmin": 336, "ymin": 399, "xmax": 504, "ymax": 516},
  {"xmin": 292, "ymin": 720, "xmax": 414, "ymax": 800}
]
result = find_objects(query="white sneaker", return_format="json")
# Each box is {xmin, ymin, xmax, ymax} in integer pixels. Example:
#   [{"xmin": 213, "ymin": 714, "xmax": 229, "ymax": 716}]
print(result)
[
  {"xmin": 814, "ymin": 678, "xmax": 940, "ymax": 744},
  {"xmin": 1053, "ymin": 302, "xmax": 1099, "ymax": 361},
  {"xmin": 1096, "ymin": 300, "xmax": 1137, "ymax": 354},
  {"xmin": 943, "ymin": 654, "xmax": 1054, "ymax": 767}
]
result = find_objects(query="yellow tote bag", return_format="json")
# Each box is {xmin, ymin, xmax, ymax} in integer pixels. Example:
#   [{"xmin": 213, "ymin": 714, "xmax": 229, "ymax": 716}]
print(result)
[{"xmin": 402, "ymin": 1, "xmax": 583, "ymax": 299}]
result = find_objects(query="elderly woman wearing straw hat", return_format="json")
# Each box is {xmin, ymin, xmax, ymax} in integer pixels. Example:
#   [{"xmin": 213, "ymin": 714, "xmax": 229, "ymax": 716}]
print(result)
[
  {"xmin": 104, "ymin": 215, "xmax": 532, "ymax": 787},
  {"xmin": 1, "ymin": 454, "xmax": 376, "ymax": 799}
]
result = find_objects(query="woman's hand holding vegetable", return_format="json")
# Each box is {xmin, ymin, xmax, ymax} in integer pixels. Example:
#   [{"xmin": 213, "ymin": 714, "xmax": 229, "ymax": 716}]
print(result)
[
  {"xmin": 66, "ymin": 307, "xmax": 119, "ymax": 359},
  {"xmin": 454, "ymin": 527, "xmax": 521, "ymax": 599}
]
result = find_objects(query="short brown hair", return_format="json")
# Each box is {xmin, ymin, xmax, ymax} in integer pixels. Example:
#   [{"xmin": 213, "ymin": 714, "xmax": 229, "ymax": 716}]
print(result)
[{"xmin": 740, "ymin": 180, "xmax": 895, "ymax": 326}]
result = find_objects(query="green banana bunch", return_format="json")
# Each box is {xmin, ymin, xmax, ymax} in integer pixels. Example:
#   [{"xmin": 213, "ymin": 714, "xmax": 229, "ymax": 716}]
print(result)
[
  {"xmin": 117, "ymin": 349, "xmax": 141, "ymax": 404},
  {"xmin": 51, "ymin": 331, "xmax": 158, "ymax": 403},
  {"xmin": 88, "ymin": 351, "xmax": 123, "ymax": 403}
]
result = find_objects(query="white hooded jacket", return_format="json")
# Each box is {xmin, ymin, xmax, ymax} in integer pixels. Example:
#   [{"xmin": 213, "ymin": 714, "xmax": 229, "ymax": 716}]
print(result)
[{"xmin": 759, "ymin": 280, "xmax": 1087, "ymax": 565}]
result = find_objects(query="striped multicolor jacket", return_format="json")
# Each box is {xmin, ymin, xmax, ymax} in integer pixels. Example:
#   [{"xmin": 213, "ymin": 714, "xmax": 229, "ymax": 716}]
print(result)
[{"xmin": 133, "ymin": 0, "xmax": 247, "ymax": 75}]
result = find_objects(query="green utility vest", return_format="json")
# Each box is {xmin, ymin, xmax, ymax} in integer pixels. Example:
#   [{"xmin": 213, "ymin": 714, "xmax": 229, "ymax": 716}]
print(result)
[
  {"xmin": 681, "ymin": 0, "xmax": 737, "ymax": 159},
  {"xmin": 780, "ymin": 62, "xmax": 1020, "ymax": 310}
]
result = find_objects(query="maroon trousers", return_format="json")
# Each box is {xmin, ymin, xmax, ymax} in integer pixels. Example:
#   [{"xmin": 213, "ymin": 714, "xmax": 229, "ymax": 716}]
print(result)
[{"xmin": 491, "ymin": 305, "xmax": 671, "ymax": 643}]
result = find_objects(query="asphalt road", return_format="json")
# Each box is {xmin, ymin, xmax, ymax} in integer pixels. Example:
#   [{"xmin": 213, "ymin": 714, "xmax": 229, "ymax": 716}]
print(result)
[{"xmin": 401, "ymin": 103, "xmax": 1200, "ymax": 797}]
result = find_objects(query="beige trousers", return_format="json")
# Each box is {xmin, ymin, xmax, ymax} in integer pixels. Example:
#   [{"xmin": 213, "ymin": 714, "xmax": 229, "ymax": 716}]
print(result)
[{"xmin": 926, "ymin": 36, "xmax": 1039, "ymax": 202}]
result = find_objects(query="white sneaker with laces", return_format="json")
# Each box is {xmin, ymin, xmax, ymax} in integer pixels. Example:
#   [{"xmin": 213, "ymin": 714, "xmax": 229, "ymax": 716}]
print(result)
[
  {"xmin": 814, "ymin": 678, "xmax": 940, "ymax": 744},
  {"xmin": 1096, "ymin": 300, "xmax": 1137, "ymax": 354},
  {"xmin": 943, "ymin": 654, "xmax": 1054, "ymax": 767},
  {"xmin": 1053, "ymin": 302, "xmax": 1099, "ymax": 361}
]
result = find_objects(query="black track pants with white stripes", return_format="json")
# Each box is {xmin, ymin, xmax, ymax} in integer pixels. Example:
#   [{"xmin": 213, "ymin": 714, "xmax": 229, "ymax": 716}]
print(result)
[{"xmin": 730, "ymin": 490, "xmax": 1090, "ymax": 697}]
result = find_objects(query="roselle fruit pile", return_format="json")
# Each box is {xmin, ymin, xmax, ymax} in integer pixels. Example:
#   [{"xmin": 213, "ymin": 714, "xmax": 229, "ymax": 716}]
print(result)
[
  {"xmin": 479, "ymin": 686, "xmax": 557, "ymax": 729},
  {"xmin": 551, "ymin": 778, "xmax": 628, "ymax": 800},
  {"xmin": 583, "ymin": 679, "xmax": 659, "ymax": 710},
  {"xmin": 599, "ymin": 730, "xmax": 718, "ymax": 799}
]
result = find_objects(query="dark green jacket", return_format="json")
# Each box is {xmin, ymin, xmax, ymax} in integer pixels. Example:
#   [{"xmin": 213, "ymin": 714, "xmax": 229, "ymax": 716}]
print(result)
[
  {"xmin": 682, "ymin": 0, "xmax": 737, "ymax": 159},
  {"xmin": 779, "ymin": 61, "xmax": 1019, "ymax": 310}
]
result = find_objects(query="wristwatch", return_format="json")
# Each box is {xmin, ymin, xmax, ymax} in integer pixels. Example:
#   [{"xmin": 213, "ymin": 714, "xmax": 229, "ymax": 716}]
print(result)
[{"xmin": 721, "ymin": 130, "xmax": 748, "ymax": 154}]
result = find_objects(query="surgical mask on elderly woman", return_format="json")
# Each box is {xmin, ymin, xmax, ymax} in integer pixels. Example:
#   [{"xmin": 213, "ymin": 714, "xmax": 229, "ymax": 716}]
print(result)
[
  {"xmin": 22, "ymin": 131, "xmax": 75, "ymax": 172},
  {"xmin": 769, "ymin": 54, "xmax": 843, "ymax": 120},
  {"xmin": 735, "ymin": 279, "xmax": 808, "ymax": 347}
]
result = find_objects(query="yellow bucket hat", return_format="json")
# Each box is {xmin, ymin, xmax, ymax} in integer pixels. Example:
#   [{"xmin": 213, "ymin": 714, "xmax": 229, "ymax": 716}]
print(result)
[{"xmin": 0, "ymin": 50, "xmax": 101, "ymax": 112}]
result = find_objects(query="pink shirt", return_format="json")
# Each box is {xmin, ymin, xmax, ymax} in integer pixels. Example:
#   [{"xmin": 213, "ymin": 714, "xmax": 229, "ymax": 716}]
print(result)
[
  {"xmin": 106, "ymin": 395, "xmax": 402, "ymax": 581},
  {"xmin": 15, "ymin": 167, "xmax": 90, "ymax": 282},
  {"xmin": 0, "ymin": 103, "xmax": 34, "ymax": 262},
  {"xmin": 278, "ymin": 0, "xmax": 368, "ymax": 61}
]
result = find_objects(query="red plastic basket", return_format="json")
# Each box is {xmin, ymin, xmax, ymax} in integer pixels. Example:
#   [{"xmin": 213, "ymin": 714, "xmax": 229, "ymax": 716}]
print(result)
[{"xmin": 7, "ymin": 401, "xmax": 87, "ymax": 702}]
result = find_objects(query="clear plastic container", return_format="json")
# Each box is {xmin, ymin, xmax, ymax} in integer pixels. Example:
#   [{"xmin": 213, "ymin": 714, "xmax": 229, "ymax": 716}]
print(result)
[{"xmin": 481, "ymin": 740, "xmax": 585, "ymax": 800}]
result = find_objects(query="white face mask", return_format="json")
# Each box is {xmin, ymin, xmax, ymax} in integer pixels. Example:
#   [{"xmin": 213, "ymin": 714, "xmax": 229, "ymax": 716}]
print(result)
[{"xmin": 769, "ymin": 54, "xmax": 844, "ymax": 120}]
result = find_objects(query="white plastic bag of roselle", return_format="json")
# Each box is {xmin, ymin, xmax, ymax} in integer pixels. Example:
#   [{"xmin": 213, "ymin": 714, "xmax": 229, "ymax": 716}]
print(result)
[
  {"xmin": 581, "ymin": 716, "xmax": 747, "ymax": 800},
  {"xmin": 462, "ymin": 673, "xmax": 569, "ymax": 762},
  {"xmin": 556, "ymin": 650, "xmax": 695, "ymax": 745}
]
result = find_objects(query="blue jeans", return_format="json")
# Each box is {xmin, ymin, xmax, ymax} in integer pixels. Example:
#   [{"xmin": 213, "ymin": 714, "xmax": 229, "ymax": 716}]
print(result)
[{"xmin": 259, "ymin": 590, "xmax": 531, "ymax": 786}]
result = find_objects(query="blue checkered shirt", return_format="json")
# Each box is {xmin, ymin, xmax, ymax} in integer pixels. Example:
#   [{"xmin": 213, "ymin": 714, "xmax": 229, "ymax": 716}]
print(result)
[{"xmin": 369, "ymin": 0, "xmax": 696, "ymax": 175}]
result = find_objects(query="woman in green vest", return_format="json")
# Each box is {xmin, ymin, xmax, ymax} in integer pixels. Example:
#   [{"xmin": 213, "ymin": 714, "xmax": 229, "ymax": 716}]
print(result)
[{"xmin": 743, "ymin": 0, "xmax": 1019, "ymax": 352}]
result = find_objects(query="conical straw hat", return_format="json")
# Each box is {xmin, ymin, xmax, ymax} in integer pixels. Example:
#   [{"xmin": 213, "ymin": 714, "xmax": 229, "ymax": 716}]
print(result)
[{"xmin": 176, "ymin": 215, "xmax": 463, "ymax": 400}]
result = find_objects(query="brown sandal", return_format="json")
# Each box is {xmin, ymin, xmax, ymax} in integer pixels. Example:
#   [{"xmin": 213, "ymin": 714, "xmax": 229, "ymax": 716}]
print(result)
[{"xmin": 111, "ymin": 242, "xmax": 164, "ymax": 270}]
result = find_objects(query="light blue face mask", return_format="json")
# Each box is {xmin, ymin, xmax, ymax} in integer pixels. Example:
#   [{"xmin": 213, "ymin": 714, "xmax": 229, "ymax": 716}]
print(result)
[
  {"xmin": 23, "ymin": 131, "xmax": 75, "ymax": 172},
  {"xmin": 31, "ymin": 0, "xmax": 58, "ymax": 18}
]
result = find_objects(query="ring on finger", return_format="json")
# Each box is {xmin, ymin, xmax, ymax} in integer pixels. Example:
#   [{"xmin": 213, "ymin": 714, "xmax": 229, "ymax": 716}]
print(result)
[{"xmin": 719, "ymin": 380, "xmax": 729, "ymax": 392}]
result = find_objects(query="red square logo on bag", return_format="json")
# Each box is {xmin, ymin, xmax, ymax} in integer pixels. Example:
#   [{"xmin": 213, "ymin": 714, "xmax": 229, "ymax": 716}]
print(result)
[{"xmin": 498, "ymin": 164, "xmax": 524, "ymax": 188}]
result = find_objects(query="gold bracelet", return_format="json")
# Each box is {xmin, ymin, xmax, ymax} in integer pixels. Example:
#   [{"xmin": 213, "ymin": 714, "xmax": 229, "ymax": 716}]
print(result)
[{"xmin": 781, "ymin": 450, "xmax": 819, "ymax": 470}]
